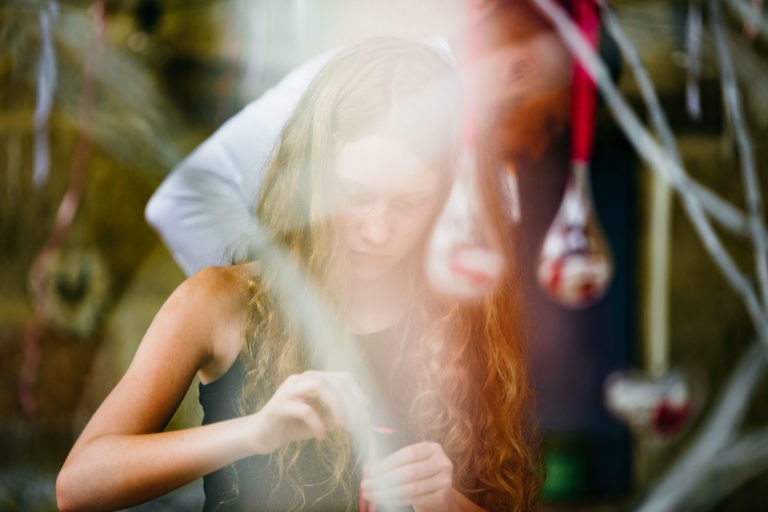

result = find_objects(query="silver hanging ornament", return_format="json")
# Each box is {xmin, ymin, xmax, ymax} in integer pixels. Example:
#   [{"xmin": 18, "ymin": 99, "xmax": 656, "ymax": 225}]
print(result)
[
  {"xmin": 536, "ymin": 0, "xmax": 614, "ymax": 308},
  {"xmin": 537, "ymin": 162, "xmax": 613, "ymax": 307}
]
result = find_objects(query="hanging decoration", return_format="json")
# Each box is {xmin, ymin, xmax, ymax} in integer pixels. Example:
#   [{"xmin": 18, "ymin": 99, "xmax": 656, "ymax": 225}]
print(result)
[
  {"xmin": 32, "ymin": 246, "xmax": 111, "ymax": 339},
  {"xmin": 686, "ymin": 0, "xmax": 703, "ymax": 120},
  {"xmin": 604, "ymin": 367, "xmax": 704, "ymax": 441},
  {"xmin": 19, "ymin": 1, "xmax": 106, "ymax": 418},
  {"xmin": 32, "ymin": 0, "xmax": 58, "ymax": 187},
  {"xmin": 536, "ymin": 0, "xmax": 613, "ymax": 309},
  {"xmin": 424, "ymin": 0, "xmax": 505, "ymax": 301}
]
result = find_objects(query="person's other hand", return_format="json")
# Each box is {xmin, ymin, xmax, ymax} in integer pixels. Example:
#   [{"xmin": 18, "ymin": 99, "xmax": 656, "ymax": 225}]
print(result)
[{"xmin": 361, "ymin": 441, "xmax": 454, "ymax": 511}]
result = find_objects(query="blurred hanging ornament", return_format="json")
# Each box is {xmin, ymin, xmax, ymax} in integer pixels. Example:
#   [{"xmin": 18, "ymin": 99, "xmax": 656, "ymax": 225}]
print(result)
[
  {"xmin": 32, "ymin": 0, "xmax": 58, "ymax": 188},
  {"xmin": 536, "ymin": 0, "xmax": 613, "ymax": 308},
  {"xmin": 424, "ymin": 0, "xmax": 504, "ymax": 301},
  {"xmin": 685, "ymin": 0, "xmax": 703, "ymax": 120},
  {"xmin": 537, "ymin": 162, "xmax": 613, "ymax": 307},
  {"xmin": 425, "ymin": 149, "xmax": 504, "ymax": 300},
  {"xmin": 604, "ymin": 367, "xmax": 705, "ymax": 442},
  {"xmin": 502, "ymin": 163, "xmax": 522, "ymax": 224}
]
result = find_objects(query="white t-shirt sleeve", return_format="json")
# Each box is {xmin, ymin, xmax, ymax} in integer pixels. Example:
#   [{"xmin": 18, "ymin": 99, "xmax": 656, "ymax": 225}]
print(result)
[{"xmin": 145, "ymin": 49, "xmax": 337, "ymax": 276}]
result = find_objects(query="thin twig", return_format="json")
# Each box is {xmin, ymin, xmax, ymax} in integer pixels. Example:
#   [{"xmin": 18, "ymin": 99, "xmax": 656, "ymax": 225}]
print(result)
[
  {"xmin": 724, "ymin": 0, "xmax": 768, "ymax": 42},
  {"xmin": 600, "ymin": 5, "xmax": 760, "ymax": 239},
  {"xmin": 709, "ymin": 0, "xmax": 768, "ymax": 319},
  {"xmin": 600, "ymin": 3, "xmax": 768, "ymax": 241},
  {"xmin": 712, "ymin": 425, "xmax": 768, "ymax": 470},
  {"xmin": 633, "ymin": 342, "xmax": 767, "ymax": 512}
]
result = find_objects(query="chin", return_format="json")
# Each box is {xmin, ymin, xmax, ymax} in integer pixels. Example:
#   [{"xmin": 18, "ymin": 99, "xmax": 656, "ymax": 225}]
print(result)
[
  {"xmin": 351, "ymin": 261, "xmax": 399, "ymax": 282},
  {"xmin": 351, "ymin": 268, "xmax": 387, "ymax": 282}
]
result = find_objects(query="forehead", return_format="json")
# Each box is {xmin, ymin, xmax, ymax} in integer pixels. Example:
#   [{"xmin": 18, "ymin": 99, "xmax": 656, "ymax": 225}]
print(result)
[{"xmin": 334, "ymin": 135, "xmax": 444, "ymax": 194}]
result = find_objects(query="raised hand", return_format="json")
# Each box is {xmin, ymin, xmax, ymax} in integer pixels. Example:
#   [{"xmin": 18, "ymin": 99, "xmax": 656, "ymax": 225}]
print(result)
[{"xmin": 246, "ymin": 370, "xmax": 369, "ymax": 454}]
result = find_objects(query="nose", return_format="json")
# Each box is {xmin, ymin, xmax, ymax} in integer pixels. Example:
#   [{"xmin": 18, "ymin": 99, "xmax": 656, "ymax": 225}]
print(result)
[{"xmin": 359, "ymin": 202, "xmax": 391, "ymax": 246}]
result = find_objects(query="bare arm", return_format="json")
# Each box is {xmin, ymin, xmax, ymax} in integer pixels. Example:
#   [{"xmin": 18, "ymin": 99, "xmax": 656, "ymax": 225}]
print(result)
[
  {"xmin": 56, "ymin": 268, "xmax": 254, "ymax": 511},
  {"xmin": 56, "ymin": 267, "xmax": 368, "ymax": 512}
]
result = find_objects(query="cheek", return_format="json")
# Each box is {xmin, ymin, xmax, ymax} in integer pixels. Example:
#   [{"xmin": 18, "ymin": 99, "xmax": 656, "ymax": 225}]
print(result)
[
  {"xmin": 397, "ymin": 204, "xmax": 441, "ymax": 249},
  {"xmin": 336, "ymin": 211, "xmax": 359, "ymax": 244}
]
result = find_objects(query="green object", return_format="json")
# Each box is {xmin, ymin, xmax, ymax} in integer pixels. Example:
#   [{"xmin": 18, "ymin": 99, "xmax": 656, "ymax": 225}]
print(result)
[{"xmin": 540, "ymin": 435, "xmax": 589, "ymax": 501}]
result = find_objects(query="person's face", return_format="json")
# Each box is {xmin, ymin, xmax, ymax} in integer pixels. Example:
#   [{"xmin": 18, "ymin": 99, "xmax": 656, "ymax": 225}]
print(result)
[
  {"xmin": 474, "ymin": 23, "xmax": 572, "ymax": 158},
  {"xmin": 334, "ymin": 134, "xmax": 445, "ymax": 283}
]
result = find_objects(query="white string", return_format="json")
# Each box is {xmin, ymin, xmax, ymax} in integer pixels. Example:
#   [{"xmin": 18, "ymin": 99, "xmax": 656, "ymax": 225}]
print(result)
[
  {"xmin": 32, "ymin": 0, "xmax": 58, "ymax": 187},
  {"xmin": 686, "ymin": 0, "xmax": 703, "ymax": 119}
]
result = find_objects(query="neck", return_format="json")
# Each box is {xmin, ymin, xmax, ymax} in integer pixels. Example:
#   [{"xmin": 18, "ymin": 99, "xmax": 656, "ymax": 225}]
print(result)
[{"xmin": 347, "ymin": 264, "xmax": 412, "ymax": 335}]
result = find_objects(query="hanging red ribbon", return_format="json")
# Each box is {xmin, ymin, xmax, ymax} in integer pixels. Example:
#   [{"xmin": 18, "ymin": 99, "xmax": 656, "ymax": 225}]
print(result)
[{"xmin": 570, "ymin": 0, "xmax": 600, "ymax": 165}]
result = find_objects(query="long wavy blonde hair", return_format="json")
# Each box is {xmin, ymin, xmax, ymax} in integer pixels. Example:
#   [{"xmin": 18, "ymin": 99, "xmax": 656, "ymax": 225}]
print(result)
[{"xmin": 237, "ymin": 37, "xmax": 541, "ymax": 511}]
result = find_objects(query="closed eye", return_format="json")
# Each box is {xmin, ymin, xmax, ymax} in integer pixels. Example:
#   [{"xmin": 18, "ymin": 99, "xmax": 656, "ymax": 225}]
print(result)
[
  {"xmin": 393, "ymin": 196, "xmax": 427, "ymax": 209},
  {"xmin": 393, "ymin": 194, "xmax": 433, "ymax": 210}
]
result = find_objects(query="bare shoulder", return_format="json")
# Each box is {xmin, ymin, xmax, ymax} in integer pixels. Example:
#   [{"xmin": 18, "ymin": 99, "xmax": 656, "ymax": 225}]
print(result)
[
  {"xmin": 176, "ymin": 264, "xmax": 258, "ymax": 382},
  {"xmin": 181, "ymin": 264, "xmax": 255, "ymax": 310}
]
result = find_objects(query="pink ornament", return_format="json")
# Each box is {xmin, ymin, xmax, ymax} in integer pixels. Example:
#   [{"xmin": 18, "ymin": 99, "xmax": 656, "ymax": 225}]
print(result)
[{"xmin": 425, "ymin": 150, "xmax": 504, "ymax": 301}]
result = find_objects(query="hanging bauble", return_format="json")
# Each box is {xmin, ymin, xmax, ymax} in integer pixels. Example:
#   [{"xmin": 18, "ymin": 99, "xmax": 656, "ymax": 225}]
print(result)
[
  {"xmin": 425, "ymin": 149, "xmax": 504, "ymax": 301},
  {"xmin": 536, "ymin": 161, "xmax": 613, "ymax": 308},
  {"xmin": 604, "ymin": 367, "xmax": 705, "ymax": 442}
]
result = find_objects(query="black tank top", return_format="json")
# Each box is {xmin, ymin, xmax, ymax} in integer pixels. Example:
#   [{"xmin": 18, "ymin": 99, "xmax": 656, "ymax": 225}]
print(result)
[{"xmin": 198, "ymin": 325, "xmax": 418, "ymax": 511}]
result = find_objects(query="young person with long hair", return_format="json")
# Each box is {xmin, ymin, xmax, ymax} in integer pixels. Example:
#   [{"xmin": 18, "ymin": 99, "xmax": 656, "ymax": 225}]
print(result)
[{"xmin": 57, "ymin": 37, "xmax": 541, "ymax": 512}]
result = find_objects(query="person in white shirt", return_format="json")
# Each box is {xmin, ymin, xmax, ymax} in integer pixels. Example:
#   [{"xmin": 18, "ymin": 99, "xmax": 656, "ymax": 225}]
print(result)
[{"xmin": 145, "ymin": 0, "xmax": 572, "ymax": 276}]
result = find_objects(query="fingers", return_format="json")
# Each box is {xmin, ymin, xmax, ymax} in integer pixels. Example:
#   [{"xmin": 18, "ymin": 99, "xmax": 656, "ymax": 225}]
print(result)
[
  {"xmin": 303, "ymin": 370, "xmax": 370, "ymax": 429},
  {"xmin": 253, "ymin": 371, "xmax": 370, "ymax": 453},
  {"xmin": 271, "ymin": 397, "xmax": 329, "ymax": 441},
  {"xmin": 361, "ymin": 442, "xmax": 454, "ymax": 507},
  {"xmin": 369, "ymin": 441, "xmax": 442, "ymax": 474},
  {"xmin": 278, "ymin": 374, "xmax": 339, "ymax": 432},
  {"xmin": 365, "ymin": 484, "xmax": 448, "ymax": 507},
  {"xmin": 270, "ymin": 371, "xmax": 368, "ymax": 436}
]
